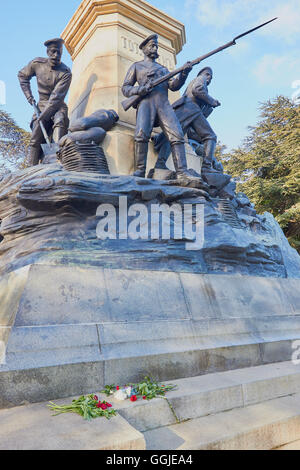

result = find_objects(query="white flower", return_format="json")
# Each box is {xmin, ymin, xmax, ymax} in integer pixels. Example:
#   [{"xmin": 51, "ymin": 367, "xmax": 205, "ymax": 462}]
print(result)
[
  {"xmin": 114, "ymin": 389, "xmax": 127, "ymax": 401},
  {"xmin": 125, "ymin": 386, "xmax": 132, "ymax": 397}
]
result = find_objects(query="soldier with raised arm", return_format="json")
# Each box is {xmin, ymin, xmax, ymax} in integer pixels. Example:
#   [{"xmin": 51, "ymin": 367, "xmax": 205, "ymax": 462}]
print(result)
[
  {"xmin": 18, "ymin": 38, "xmax": 72, "ymax": 166},
  {"xmin": 122, "ymin": 34, "xmax": 200, "ymax": 180}
]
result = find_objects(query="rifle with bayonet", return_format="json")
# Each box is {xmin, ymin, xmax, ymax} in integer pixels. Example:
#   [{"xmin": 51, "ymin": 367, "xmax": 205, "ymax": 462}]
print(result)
[{"xmin": 121, "ymin": 17, "xmax": 277, "ymax": 112}]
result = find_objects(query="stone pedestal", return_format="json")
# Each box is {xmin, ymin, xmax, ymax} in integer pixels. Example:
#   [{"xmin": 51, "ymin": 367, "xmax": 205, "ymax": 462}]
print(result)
[
  {"xmin": 62, "ymin": 0, "xmax": 200, "ymax": 175},
  {"xmin": 1, "ymin": 264, "xmax": 300, "ymax": 408},
  {"xmin": 1, "ymin": 164, "xmax": 300, "ymax": 407}
]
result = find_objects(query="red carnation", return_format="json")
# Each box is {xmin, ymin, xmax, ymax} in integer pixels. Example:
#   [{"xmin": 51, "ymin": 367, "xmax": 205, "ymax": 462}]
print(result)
[
  {"xmin": 96, "ymin": 402, "xmax": 101, "ymax": 408},
  {"xmin": 116, "ymin": 386, "xmax": 120, "ymax": 390},
  {"xmin": 143, "ymin": 396, "xmax": 146, "ymax": 400},
  {"xmin": 107, "ymin": 403, "xmax": 112, "ymax": 408},
  {"xmin": 93, "ymin": 395, "xmax": 98, "ymax": 401},
  {"xmin": 130, "ymin": 395, "xmax": 137, "ymax": 402},
  {"xmin": 100, "ymin": 403, "xmax": 108, "ymax": 410}
]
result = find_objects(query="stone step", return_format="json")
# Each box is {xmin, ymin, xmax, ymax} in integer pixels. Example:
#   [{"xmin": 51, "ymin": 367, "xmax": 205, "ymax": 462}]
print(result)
[
  {"xmin": 143, "ymin": 393, "xmax": 300, "ymax": 450},
  {"xmin": 0, "ymin": 400, "xmax": 145, "ymax": 451},
  {"xmin": 114, "ymin": 361, "xmax": 300, "ymax": 432},
  {"xmin": 1, "ymin": 361, "xmax": 300, "ymax": 450}
]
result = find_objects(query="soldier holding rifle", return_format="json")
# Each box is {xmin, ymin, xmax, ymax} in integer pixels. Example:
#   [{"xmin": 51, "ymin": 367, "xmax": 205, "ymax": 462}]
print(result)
[
  {"xmin": 122, "ymin": 18, "xmax": 277, "ymax": 180},
  {"xmin": 122, "ymin": 34, "xmax": 196, "ymax": 180}
]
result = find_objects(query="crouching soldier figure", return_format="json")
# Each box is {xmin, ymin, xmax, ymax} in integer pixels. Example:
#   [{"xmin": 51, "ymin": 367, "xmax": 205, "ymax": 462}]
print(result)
[
  {"xmin": 18, "ymin": 38, "xmax": 72, "ymax": 165},
  {"xmin": 153, "ymin": 67, "xmax": 221, "ymax": 172},
  {"xmin": 175, "ymin": 67, "xmax": 220, "ymax": 170}
]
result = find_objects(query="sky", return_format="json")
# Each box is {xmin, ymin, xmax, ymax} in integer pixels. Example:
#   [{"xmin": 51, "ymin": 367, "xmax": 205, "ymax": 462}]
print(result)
[{"xmin": 0, "ymin": 0, "xmax": 299, "ymax": 150}]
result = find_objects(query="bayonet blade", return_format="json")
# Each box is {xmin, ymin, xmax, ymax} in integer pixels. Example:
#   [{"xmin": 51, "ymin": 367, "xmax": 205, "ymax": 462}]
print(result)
[{"xmin": 234, "ymin": 17, "xmax": 278, "ymax": 42}]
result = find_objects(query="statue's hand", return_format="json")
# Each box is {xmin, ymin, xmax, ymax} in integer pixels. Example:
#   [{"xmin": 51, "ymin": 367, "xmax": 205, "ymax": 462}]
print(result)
[
  {"xmin": 38, "ymin": 108, "xmax": 52, "ymax": 122},
  {"xmin": 138, "ymin": 82, "xmax": 153, "ymax": 97},
  {"xmin": 213, "ymin": 100, "xmax": 221, "ymax": 108},
  {"xmin": 27, "ymin": 97, "xmax": 35, "ymax": 106},
  {"xmin": 182, "ymin": 62, "xmax": 193, "ymax": 76}
]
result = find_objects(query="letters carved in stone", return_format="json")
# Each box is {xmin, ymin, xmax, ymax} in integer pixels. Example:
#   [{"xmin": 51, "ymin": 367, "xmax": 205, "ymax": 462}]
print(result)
[{"xmin": 120, "ymin": 35, "xmax": 174, "ymax": 70}]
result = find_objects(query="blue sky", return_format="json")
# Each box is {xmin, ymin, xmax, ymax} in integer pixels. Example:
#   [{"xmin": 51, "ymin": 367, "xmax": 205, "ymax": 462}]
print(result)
[{"xmin": 0, "ymin": 0, "xmax": 299, "ymax": 150}]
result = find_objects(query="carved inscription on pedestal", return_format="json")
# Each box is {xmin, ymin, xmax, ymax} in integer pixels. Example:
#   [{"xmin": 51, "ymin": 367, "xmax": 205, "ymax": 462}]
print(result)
[{"xmin": 120, "ymin": 35, "xmax": 174, "ymax": 70}]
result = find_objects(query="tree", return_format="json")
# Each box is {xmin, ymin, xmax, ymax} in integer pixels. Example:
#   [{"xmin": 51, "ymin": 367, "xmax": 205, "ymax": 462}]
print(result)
[
  {"xmin": 0, "ymin": 109, "xmax": 31, "ymax": 175},
  {"xmin": 220, "ymin": 96, "xmax": 300, "ymax": 252}
]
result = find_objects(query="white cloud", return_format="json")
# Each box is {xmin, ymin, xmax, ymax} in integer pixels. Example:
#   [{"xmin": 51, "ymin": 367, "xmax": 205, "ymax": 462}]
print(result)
[
  {"xmin": 195, "ymin": 0, "xmax": 237, "ymax": 28},
  {"xmin": 186, "ymin": 0, "xmax": 300, "ymax": 44},
  {"xmin": 253, "ymin": 53, "xmax": 300, "ymax": 86},
  {"xmin": 226, "ymin": 40, "xmax": 251, "ymax": 59},
  {"xmin": 186, "ymin": 0, "xmax": 265, "ymax": 29},
  {"xmin": 258, "ymin": 1, "xmax": 300, "ymax": 44}
]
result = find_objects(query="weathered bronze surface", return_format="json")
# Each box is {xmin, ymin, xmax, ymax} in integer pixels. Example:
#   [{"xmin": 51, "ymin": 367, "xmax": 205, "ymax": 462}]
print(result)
[
  {"xmin": 153, "ymin": 67, "xmax": 221, "ymax": 173},
  {"xmin": 122, "ymin": 34, "xmax": 198, "ymax": 180},
  {"xmin": 18, "ymin": 38, "xmax": 72, "ymax": 166},
  {"xmin": 57, "ymin": 109, "xmax": 119, "ymax": 172}
]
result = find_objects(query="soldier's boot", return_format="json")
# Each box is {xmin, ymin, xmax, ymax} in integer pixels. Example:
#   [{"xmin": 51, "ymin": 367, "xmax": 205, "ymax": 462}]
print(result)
[
  {"xmin": 29, "ymin": 146, "xmax": 42, "ymax": 166},
  {"xmin": 202, "ymin": 139, "xmax": 217, "ymax": 170},
  {"xmin": 133, "ymin": 142, "xmax": 148, "ymax": 177},
  {"xmin": 171, "ymin": 143, "xmax": 201, "ymax": 180}
]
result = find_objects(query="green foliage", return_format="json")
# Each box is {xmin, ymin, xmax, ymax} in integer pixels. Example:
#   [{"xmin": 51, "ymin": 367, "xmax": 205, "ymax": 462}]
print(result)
[
  {"xmin": 100, "ymin": 384, "xmax": 115, "ymax": 397},
  {"xmin": 48, "ymin": 395, "xmax": 116, "ymax": 421},
  {"xmin": 0, "ymin": 108, "xmax": 31, "ymax": 175},
  {"xmin": 277, "ymin": 202, "xmax": 300, "ymax": 250},
  {"xmin": 220, "ymin": 96, "xmax": 300, "ymax": 252},
  {"xmin": 131, "ymin": 376, "xmax": 176, "ymax": 400},
  {"xmin": 215, "ymin": 142, "xmax": 227, "ymax": 161},
  {"xmin": 101, "ymin": 377, "xmax": 177, "ymax": 400},
  {"xmin": 48, "ymin": 377, "xmax": 178, "ymax": 423}
]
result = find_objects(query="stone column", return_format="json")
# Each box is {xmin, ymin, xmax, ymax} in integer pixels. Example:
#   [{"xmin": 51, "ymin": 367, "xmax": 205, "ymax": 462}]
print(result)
[{"xmin": 62, "ymin": 0, "xmax": 200, "ymax": 175}]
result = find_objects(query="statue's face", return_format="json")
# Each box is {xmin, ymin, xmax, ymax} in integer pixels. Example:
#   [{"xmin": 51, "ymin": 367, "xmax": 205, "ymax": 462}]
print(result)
[
  {"xmin": 143, "ymin": 40, "xmax": 159, "ymax": 59},
  {"xmin": 47, "ymin": 46, "xmax": 62, "ymax": 67},
  {"xmin": 203, "ymin": 70, "xmax": 212, "ymax": 85}
]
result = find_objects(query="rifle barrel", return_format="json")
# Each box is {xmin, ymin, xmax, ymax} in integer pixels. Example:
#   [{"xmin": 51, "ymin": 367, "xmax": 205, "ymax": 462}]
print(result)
[
  {"xmin": 147, "ymin": 17, "xmax": 278, "ymax": 88},
  {"xmin": 121, "ymin": 18, "xmax": 278, "ymax": 111},
  {"xmin": 152, "ymin": 40, "xmax": 235, "ymax": 88}
]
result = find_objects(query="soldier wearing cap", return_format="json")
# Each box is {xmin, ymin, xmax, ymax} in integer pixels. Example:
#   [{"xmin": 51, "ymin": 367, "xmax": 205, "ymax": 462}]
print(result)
[
  {"xmin": 153, "ymin": 67, "xmax": 221, "ymax": 171},
  {"xmin": 122, "ymin": 33, "xmax": 196, "ymax": 179},
  {"xmin": 18, "ymin": 38, "xmax": 72, "ymax": 165}
]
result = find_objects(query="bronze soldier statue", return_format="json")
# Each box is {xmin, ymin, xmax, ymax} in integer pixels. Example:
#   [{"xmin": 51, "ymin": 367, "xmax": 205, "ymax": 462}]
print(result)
[
  {"xmin": 153, "ymin": 67, "xmax": 221, "ymax": 172},
  {"xmin": 122, "ymin": 34, "xmax": 198, "ymax": 180},
  {"xmin": 131, "ymin": 18, "xmax": 279, "ymax": 177},
  {"xmin": 18, "ymin": 38, "xmax": 72, "ymax": 166}
]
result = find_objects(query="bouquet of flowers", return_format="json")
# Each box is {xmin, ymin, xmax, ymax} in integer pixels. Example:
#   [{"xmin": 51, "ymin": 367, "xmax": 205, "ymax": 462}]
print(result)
[
  {"xmin": 48, "ymin": 376, "xmax": 177, "ymax": 421},
  {"xmin": 101, "ymin": 376, "xmax": 176, "ymax": 402},
  {"xmin": 48, "ymin": 394, "xmax": 116, "ymax": 421}
]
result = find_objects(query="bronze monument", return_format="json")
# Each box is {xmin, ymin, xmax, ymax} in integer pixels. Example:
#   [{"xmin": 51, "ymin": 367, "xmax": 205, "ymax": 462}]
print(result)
[{"xmin": 18, "ymin": 38, "xmax": 72, "ymax": 166}]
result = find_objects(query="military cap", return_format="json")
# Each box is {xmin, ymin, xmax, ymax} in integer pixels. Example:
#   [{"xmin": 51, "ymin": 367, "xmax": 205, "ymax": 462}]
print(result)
[
  {"xmin": 44, "ymin": 38, "xmax": 64, "ymax": 48},
  {"xmin": 197, "ymin": 66, "xmax": 213, "ymax": 77},
  {"xmin": 139, "ymin": 34, "xmax": 158, "ymax": 50}
]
